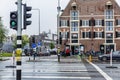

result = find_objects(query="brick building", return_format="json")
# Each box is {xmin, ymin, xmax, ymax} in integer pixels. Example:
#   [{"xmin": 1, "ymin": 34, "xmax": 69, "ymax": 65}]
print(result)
[{"xmin": 59, "ymin": 0, "xmax": 120, "ymax": 53}]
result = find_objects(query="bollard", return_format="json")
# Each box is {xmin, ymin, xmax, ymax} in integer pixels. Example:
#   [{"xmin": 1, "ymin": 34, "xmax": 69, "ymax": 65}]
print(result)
[
  {"xmin": 29, "ymin": 53, "xmax": 30, "ymax": 61},
  {"xmin": 58, "ymin": 54, "xmax": 60, "ymax": 62},
  {"xmin": 0, "ymin": 49, "xmax": 2, "ymax": 60},
  {"xmin": 33, "ymin": 53, "xmax": 36, "ymax": 61},
  {"xmin": 89, "ymin": 55, "xmax": 92, "ymax": 62}
]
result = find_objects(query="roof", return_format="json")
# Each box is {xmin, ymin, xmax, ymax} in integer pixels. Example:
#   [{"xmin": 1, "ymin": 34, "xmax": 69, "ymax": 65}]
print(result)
[{"xmin": 61, "ymin": 0, "xmax": 120, "ymax": 16}]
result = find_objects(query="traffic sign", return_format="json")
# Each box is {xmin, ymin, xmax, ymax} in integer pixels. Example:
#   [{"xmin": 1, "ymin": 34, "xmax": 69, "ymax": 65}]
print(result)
[
  {"xmin": 38, "ymin": 42, "xmax": 41, "ymax": 47},
  {"xmin": 32, "ymin": 43, "xmax": 36, "ymax": 48}
]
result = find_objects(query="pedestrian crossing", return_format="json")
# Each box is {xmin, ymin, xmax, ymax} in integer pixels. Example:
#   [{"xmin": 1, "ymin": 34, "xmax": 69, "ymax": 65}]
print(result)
[
  {"xmin": 0, "ymin": 56, "xmax": 92, "ymax": 80},
  {"xmin": 1, "ymin": 76, "xmax": 91, "ymax": 79}
]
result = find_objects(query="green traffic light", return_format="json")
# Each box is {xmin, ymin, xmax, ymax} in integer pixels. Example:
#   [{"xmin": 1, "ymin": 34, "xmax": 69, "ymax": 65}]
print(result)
[
  {"xmin": 10, "ymin": 11, "xmax": 17, "ymax": 30},
  {"xmin": 10, "ymin": 21, "xmax": 17, "ymax": 27},
  {"xmin": 11, "ymin": 21, "xmax": 16, "ymax": 26}
]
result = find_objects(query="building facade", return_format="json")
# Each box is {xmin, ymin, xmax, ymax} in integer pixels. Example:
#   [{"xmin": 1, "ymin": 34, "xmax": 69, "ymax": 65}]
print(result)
[{"xmin": 59, "ymin": 0, "xmax": 120, "ymax": 53}]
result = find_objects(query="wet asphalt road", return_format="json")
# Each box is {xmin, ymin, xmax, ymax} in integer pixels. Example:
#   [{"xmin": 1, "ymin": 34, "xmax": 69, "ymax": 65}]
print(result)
[{"xmin": 0, "ymin": 55, "xmax": 120, "ymax": 80}]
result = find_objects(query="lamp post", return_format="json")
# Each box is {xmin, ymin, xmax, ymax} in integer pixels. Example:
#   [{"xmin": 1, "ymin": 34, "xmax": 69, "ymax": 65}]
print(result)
[
  {"xmin": 32, "ymin": 9, "xmax": 40, "ymax": 35},
  {"xmin": 57, "ymin": 0, "xmax": 61, "ymax": 62},
  {"xmin": 32, "ymin": 9, "xmax": 41, "ymax": 60}
]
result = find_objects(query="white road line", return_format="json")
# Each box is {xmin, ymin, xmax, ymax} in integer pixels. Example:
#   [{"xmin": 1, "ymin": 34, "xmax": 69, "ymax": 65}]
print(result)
[
  {"xmin": 1, "ymin": 76, "xmax": 91, "ymax": 79},
  {"xmin": 1, "ymin": 69, "xmax": 88, "ymax": 73},
  {"xmin": 86, "ymin": 60, "xmax": 113, "ymax": 80}
]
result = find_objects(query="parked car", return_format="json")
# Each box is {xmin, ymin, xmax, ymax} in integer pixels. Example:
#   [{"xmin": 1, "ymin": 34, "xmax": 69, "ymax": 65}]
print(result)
[
  {"xmin": 98, "ymin": 51, "xmax": 120, "ymax": 61},
  {"xmin": 23, "ymin": 48, "xmax": 33, "ymax": 56},
  {"xmin": 49, "ymin": 48, "xmax": 57, "ymax": 55},
  {"xmin": 94, "ymin": 51, "xmax": 104, "ymax": 56},
  {"xmin": 38, "ymin": 50, "xmax": 50, "ymax": 56}
]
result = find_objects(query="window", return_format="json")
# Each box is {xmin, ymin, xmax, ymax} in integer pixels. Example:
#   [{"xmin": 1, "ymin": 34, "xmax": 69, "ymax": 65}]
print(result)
[
  {"xmin": 82, "ymin": 32, "xmax": 91, "ymax": 38},
  {"xmin": 116, "ymin": 19, "xmax": 120, "ymax": 25},
  {"xmin": 82, "ymin": 20, "xmax": 89, "ymax": 27},
  {"xmin": 116, "ymin": 32, "xmax": 120, "ymax": 38},
  {"xmin": 60, "ymin": 20, "xmax": 67, "ymax": 27},
  {"xmin": 71, "ymin": 33, "xmax": 78, "ymax": 39},
  {"xmin": 72, "ymin": 40, "xmax": 78, "ymax": 43},
  {"xmin": 71, "ymin": 11, "xmax": 78, "ymax": 20},
  {"xmin": 106, "ymin": 33, "xmax": 113, "ymax": 43},
  {"xmin": 94, "ymin": 32, "xmax": 102, "ymax": 38},
  {"xmin": 106, "ymin": 33, "xmax": 113, "ymax": 38},
  {"xmin": 71, "ymin": 22, "xmax": 78, "ymax": 31},
  {"xmin": 105, "ymin": 10, "xmax": 113, "ymax": 19},
  {"xmin": 71, "ymin": 33, "xmax": 78, "ymax": 43},
  {"xmin": 106, "ymin": 40, "xmax": 113, "ymax": 43},
  {"xmin": 86, "ymin": 32, "xmax": 90, "ymax": 38},
  {"xmin": 65, "ymin": 32, "xmax": 69, "ymax": 38},
  {"xmin": 106, "ymin": 21, "xmax": 113, "ymax": 31},
  {"xmin": 95, "ymin": 20, "xmax": 102, "ymax": 27}
]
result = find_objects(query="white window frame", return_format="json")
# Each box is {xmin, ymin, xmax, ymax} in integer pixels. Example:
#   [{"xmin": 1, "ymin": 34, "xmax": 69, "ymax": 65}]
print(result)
[
  {"xmin": 71, "ymin": 11, "xmax": 78, "ymax": 20},
  {"xmin": 118, "ymin": 19, "xmax": 120, "ymax": 26},
  {"xmin": 106, "ymin": 21, "xmax": 113, "ymax": 31},
  {"xmin": 82, "ymin": 20, "xmax": 89, "ymax": 27},
  {"xmin": 71, "ymin": 21, "xmax": 78, "ymax": 31},
  {"xmin": 61, "ymin": 20, "xmax": 67, "ymax": 27},
  {"xmin": 105, "ymin": 10, "xmax": 113, "ymax": 19},
  {"xmin": 95, "ymin": 19, "xmax": 102, "ymax": 27},
  {"xmin": 95, "ymin": 32, "xmax": 102, "ymax": 39}
]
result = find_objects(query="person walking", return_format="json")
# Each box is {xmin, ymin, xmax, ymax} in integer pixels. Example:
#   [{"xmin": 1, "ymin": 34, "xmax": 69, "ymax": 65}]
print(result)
[{"xmin": 65, "ymin": 48, "xmax": 70, "ymax": 56}]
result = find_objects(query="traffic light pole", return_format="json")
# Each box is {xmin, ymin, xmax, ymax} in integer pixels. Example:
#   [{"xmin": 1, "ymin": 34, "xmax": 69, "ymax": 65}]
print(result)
[
  {"xmin": 16, "ymin": 0, "xmax": 22, "ymax": 80},
  {"xmin": 57, "ymin": 0, "xmax": 61, "ymax": 62}
]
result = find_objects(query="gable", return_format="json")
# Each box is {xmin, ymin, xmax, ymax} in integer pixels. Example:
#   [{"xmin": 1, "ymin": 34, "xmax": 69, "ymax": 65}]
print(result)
[{"xmin": 61, "ymin": 0, "xmax": 120, "ymax": 16}]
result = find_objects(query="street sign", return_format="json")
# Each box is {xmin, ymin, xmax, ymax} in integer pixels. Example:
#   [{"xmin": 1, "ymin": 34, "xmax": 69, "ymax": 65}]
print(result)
[
  {"xmin": 32, "ymin": 43, "xmax": 36, "ymax": 48},
  {"xmin": 38, "ymin": 42, "xmax": 41, "ymax": 47}
]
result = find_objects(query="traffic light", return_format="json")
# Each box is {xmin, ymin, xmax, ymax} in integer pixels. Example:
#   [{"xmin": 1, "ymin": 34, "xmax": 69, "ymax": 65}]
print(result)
[
  {"xmin": 32, "ymin": 36, "xmax": 35, "ymax": 43},
  {"xmin": 23, "ymin": 4, "xmax": 32, "ymax": 29},
  {"xmin": 59, "ymin": 37, "xmax": 62, "ymax": 45},
  {"xmin": 10, "ymin": 11, "xmax": 17, "ymax": 30}
]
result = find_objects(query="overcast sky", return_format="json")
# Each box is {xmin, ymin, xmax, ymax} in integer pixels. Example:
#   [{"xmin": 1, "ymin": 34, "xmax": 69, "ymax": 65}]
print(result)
[{"xmin": 0, "ymin": 0, "xmax": 120, "ymax": 36}]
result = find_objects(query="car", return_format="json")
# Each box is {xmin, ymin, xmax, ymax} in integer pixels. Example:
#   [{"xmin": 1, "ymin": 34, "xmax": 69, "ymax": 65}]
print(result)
[
  {"xmin": 94, "ymin": 51, "xmax": 104, "ymax": 56},
  {"xmin": 38, "ymin": 49, "xmax": 50, "ymax": 56},
  {"xmin": 23, "ymin": 48, "xmax": 33, "ymax": 56},
  {"xmin": 98, "ymin": 51, "xmax": 120, "ymax": 61},
  {"xmin": 49, "ymin": 48, "xmax": 57, "ymax": 55}
]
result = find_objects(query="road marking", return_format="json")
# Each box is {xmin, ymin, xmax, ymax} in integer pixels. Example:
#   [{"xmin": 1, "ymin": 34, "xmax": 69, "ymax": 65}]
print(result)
[
  {"xmin": 87, "ymin": 60, "xmax": 113, "ymax": 80},
  {"xmin": 1, "ymin": 76, "xmax": 91, "ymax": 79},
  {"xmin": 1, "ymin": 69, "xmax": 88, "ymax": 73}
]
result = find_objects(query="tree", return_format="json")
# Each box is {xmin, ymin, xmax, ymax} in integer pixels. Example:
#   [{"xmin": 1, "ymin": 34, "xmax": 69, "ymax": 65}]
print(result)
[
  {"xmin": 49, "ymin": 42, "xmax": 55, "ymax": 49},
  {"xmin": 0, "ymin": 17, "xmax": 8, "ymax": 47},
  {"xmin": 13, "ymin": 34, "xmax": 29, "ymax": 49},
  {"xmin": 22, "ymin": 35, "xmax": 29, "ymax": 48}
]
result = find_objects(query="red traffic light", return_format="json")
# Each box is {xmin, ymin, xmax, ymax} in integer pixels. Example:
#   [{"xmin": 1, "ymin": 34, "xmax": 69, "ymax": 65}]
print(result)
[{"xmin": 10, "ymin": 12, "xmax": 17, "ymax": 19}]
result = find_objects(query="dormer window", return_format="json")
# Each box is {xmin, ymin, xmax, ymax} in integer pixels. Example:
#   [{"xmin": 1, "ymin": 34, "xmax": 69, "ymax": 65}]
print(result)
[{"xmin": 71, "ymin": 2, "xmax": 77, "ymax": 10}]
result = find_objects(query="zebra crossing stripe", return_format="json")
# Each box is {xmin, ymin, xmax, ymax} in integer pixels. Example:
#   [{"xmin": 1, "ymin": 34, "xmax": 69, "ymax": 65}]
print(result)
[{"xmin": 1, "ymin": 76, "xmax": 91, "ymax": 79}]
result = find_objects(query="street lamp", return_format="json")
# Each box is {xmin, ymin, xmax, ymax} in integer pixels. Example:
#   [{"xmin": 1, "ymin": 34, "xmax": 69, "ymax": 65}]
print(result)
[
  {"xmin": 57, "ymin": 0, "xmax": 61, "ymax": 46},
  {"xmin": 32, "ymin": 9, "xmax": 40, "ymax": 35},
  {"xmin": 57, "ymin": 0, "xmax": 61, "ymax": 62},
  {"xmin": 32, "ymin": 9, "xmax": 41, "ymax": 60}
]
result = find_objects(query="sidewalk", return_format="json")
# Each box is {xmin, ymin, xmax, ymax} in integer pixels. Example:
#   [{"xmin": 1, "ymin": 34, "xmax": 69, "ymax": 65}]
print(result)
[
  {"xmin": 0, "ymin": 57, "xmax": 10, "ymax": 61},
  {"xmin": 58, "ymin": 55, "xmax": 83, "ymax": 63},
  {"xmin": 26, "ymin": 55, "xmax": 83, "ymax": 63}
]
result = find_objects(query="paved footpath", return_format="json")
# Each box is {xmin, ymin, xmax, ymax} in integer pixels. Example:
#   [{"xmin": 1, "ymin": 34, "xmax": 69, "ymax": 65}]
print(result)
[{"xmin": 0, "ymin": 55, "xmax": 109, "ymax": 80}]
